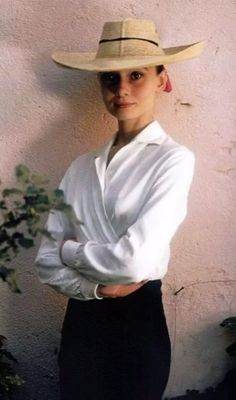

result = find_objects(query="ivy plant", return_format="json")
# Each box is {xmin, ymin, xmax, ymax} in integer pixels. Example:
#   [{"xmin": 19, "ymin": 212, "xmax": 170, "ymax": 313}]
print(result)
[
  {"xmin": 0, "ymin": 164, "xmax": 77, "ymax": 293},
  {"xmin": 167, "ymin": 317, "xmax": 236, "ymax": 399},
  {"xmin": 220, "ymin": 316, "xmax": 236, "ymax": 357},
  {"xmin": 0, "ymin": 164, "xmax": 78, "ymax": 399}
]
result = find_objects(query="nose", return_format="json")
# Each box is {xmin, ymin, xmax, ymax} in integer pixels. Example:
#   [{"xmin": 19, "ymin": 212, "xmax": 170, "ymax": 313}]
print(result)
[{"xmin": 115, "ymin": 77, "xmax": 130, "ymax": 97}]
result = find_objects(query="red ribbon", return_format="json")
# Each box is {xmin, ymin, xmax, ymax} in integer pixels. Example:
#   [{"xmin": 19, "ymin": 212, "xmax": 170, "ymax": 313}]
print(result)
[{"xmin": 164, "ymin": 75, "xmax": 172, "ymax": 93}]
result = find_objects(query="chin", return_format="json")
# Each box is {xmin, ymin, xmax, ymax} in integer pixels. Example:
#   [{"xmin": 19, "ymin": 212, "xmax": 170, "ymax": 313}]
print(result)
[{"xmin": 111, "ymin": 108, "xmax": 139, "ymax": 120}]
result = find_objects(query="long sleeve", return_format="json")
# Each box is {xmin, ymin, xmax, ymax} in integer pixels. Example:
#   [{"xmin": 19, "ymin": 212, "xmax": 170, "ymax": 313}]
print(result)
[
  {"xmin": 61, "ymin": 149, "xmax": 195, "ymax": 284},
  {"xmin": 35, "ymin": 206, "xmax": 101, "ymax": 300}
]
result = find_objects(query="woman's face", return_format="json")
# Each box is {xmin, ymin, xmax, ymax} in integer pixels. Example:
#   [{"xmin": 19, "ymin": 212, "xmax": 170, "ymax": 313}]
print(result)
[{"xmin": 98, "ymin": 67, "xmax": 167, "ymax": 122}]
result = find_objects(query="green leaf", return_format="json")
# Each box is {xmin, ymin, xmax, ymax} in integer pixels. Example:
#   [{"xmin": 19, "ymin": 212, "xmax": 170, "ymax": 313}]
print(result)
[
  {"xmin": 0, "ymin": 335, "xmax": 6, "ymax": 349},
  {"xmin": 0, "ymin": 266, "xmax": 21, "ymax": 293},
  {"xmin": 25, "ymin": 185, "xmax": 41, "ymax": 196},
  {"xmin": 15, "ymin": 164, "xmax": 30, "ymax": 185},
  {"xmin": 12, "ymin": 232, "xmax": 24, "ymax": 240},
  {"xmin": 53, "ymin": 203, "xmax": 71, "ymax": 212},
  {"xmin": 0, "ymin": 200, "xmax": 7, "ymax": 209},
  {"xmin": 2, "ymin": 188, "xmax": 23, "ymax": 197},
  {"xmin": 0, "ymin": 266, "xmax": 13, "ymax": 281},
  {"xmin": 220, "ymin": 317, "xmax": 236, "ymax": 333},
  {"xmin": 24, "ymin": 193, "xmax": 49, "ymax": 206},
  {"xmin": 37, "ymin": 228, "xmax": 54, "ymax": 240},
  {"xmin": 18, "ymin": 237, "xmax": 34, "ymax": 249},
  {"xmin": 33, "ymin": 204, "xmax": 50, "ymax": 213},
  {"xmin": 226, "ymin": 342, "xmax": 236, "ymax": 357},
  {"xmin": 2, "ymin": 212, "xmax": 24, "ymax": 229},
  {"xmin": 0, "ymin": 229, "xmax": 9, "ymax": 244},
  {"xmin": 25, "ymin": 214, "xmax": 40, "ymax": 226},
  {"xmin": 0, "ymin": 349, "xmax": 18, "ymax": 364},
  {"xmin": 0, "ymin": 246, "xmax": 12, "ymax": 262},
  {"xmin": 53, "ymin": 188, "xmax": 65, "ymax": 199}
]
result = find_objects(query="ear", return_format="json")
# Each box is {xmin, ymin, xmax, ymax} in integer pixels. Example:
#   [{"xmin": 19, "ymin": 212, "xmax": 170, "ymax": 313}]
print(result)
[{"xmin": 156, "ymin": 69, "xmax": 168, "ymax": 93}]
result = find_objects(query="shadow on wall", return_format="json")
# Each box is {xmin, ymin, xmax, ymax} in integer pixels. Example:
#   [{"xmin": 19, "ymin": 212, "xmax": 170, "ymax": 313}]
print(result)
[
  {"xmin": 28, "ymin": 57, "xmax": 112, "ymax": 179},
  {"xmin": 164, "ymin": 280, "xmax": 236, "ymax": 398},
  {"xmin": 4, "ymin": 22, "xmax": 115, "ymax": 400}
]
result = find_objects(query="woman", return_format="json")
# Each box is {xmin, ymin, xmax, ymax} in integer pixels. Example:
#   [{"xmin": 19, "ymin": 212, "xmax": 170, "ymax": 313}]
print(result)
[{"xmin": 36, "ymin": 19, "xmax": 204, "ymax": 400}]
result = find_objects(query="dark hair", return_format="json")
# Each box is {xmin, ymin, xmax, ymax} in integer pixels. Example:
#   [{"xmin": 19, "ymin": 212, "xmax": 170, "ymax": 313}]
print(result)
[{"xmin": 156, "ymin": 65, "xmax": 164, "ymax": 74}]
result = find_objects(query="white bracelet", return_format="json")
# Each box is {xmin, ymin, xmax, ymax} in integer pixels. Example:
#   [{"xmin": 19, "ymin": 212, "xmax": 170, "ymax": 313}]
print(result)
[{"xmin": 94, "ymin": 284, "xmax": 103, "ymax": 300}]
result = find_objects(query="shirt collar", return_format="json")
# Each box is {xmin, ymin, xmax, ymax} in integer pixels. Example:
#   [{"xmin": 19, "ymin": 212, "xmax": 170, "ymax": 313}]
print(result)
[
  {"xmin": 93, "ymin": 120, "xmax": 167, "ymax": 158},
  {"xmin": 130, "ymin": 120, "xmax": 167, "ymax": 144}
]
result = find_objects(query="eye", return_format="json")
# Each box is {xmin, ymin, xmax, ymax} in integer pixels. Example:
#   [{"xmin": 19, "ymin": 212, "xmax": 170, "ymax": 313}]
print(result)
[
  {"xmin": 99, "ymin": 72, "xmax": 120, "ymax": 87},
  {"xmin": 130, "ymin": 71, "xmax": 144, "ymax": 81}
]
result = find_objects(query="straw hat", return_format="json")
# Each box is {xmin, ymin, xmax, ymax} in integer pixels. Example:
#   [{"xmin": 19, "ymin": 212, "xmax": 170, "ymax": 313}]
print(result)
[{"xmin": 52, "ymin": 19, "xmax": 204, "ymax": 72}]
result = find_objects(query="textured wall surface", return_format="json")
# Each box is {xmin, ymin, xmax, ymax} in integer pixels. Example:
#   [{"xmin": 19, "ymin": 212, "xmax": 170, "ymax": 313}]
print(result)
[{"xmin": 0, "ymin": 1, "xmax": 236, "ymax": 399}]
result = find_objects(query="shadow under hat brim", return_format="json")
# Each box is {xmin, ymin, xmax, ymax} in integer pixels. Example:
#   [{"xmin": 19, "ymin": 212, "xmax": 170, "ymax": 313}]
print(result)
[{"xmin": 51, "ymin": 41, "xmax": 204, "ymax": 72}]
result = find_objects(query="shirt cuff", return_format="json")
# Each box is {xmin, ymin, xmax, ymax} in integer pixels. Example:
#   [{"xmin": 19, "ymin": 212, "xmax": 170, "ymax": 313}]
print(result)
[
  {"xmin": 61, "ymin": 241, "xmax": 103, "ymax": 300},
  {"xmin": 80, "ymin": 279, "xmax": 103, "ymax": 300},
  {"xmin": 61, "ymin": 240, "xmax": 83, "ymax": 267}
]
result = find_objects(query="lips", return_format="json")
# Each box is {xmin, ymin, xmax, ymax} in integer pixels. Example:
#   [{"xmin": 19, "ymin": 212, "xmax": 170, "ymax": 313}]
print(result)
[{"xmin": 114, "ymin": 103, "xmax": 135, "ymax": 108}]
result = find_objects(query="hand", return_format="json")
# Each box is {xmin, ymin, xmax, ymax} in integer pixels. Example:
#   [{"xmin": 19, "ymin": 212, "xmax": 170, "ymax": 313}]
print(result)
[{"xmin": 97, "ymin": 281, "xmax": 147, "ymax": 298}]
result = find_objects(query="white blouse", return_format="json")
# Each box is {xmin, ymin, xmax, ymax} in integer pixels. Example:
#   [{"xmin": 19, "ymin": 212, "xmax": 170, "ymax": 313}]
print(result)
[{"xmin": 35, "ymin": 121, "xmax": 195, "ymax": 300}]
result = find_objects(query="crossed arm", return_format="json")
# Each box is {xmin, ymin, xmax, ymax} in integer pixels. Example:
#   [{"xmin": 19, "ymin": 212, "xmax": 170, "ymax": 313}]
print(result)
[
  {"xmin": 58, "ymin": 239, "xmax": 145, "ymax": 298},
  {"xmin": 35, "ymin": 149, "xmax": 194, "ymax": 300},
  {"xmin": 35, "ymin": 210, "xmax": 147, "ymax": 300}
]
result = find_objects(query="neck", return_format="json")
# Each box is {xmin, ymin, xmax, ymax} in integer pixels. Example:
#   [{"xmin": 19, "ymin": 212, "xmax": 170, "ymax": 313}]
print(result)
[{"xmin": 116, "ymin": 116, "xmax": 154, "ymax": 146}]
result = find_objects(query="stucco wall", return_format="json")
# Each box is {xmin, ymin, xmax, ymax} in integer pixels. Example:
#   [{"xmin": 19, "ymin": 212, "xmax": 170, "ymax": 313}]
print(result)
[{"xmin": 0, "ymin": 1, "xmax": 236, "ymax": 399}]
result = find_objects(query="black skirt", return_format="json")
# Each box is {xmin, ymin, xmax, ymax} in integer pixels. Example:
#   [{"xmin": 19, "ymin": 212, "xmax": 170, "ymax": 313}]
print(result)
[{"xmin": 58, "ymin": 280, "xmax": 171, "ymax": 400}]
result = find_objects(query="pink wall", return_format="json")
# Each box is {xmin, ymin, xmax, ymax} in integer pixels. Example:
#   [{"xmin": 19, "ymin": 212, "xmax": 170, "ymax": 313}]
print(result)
[{"xmin": 1, "ymin": 1, "xmax": 236, "ymax": 398}]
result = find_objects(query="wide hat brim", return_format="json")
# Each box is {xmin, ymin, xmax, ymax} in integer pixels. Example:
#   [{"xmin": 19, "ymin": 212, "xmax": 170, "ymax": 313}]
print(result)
[{"xmin": 52, "ymin": 41, "xmax": 204, "ymax": 72}]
